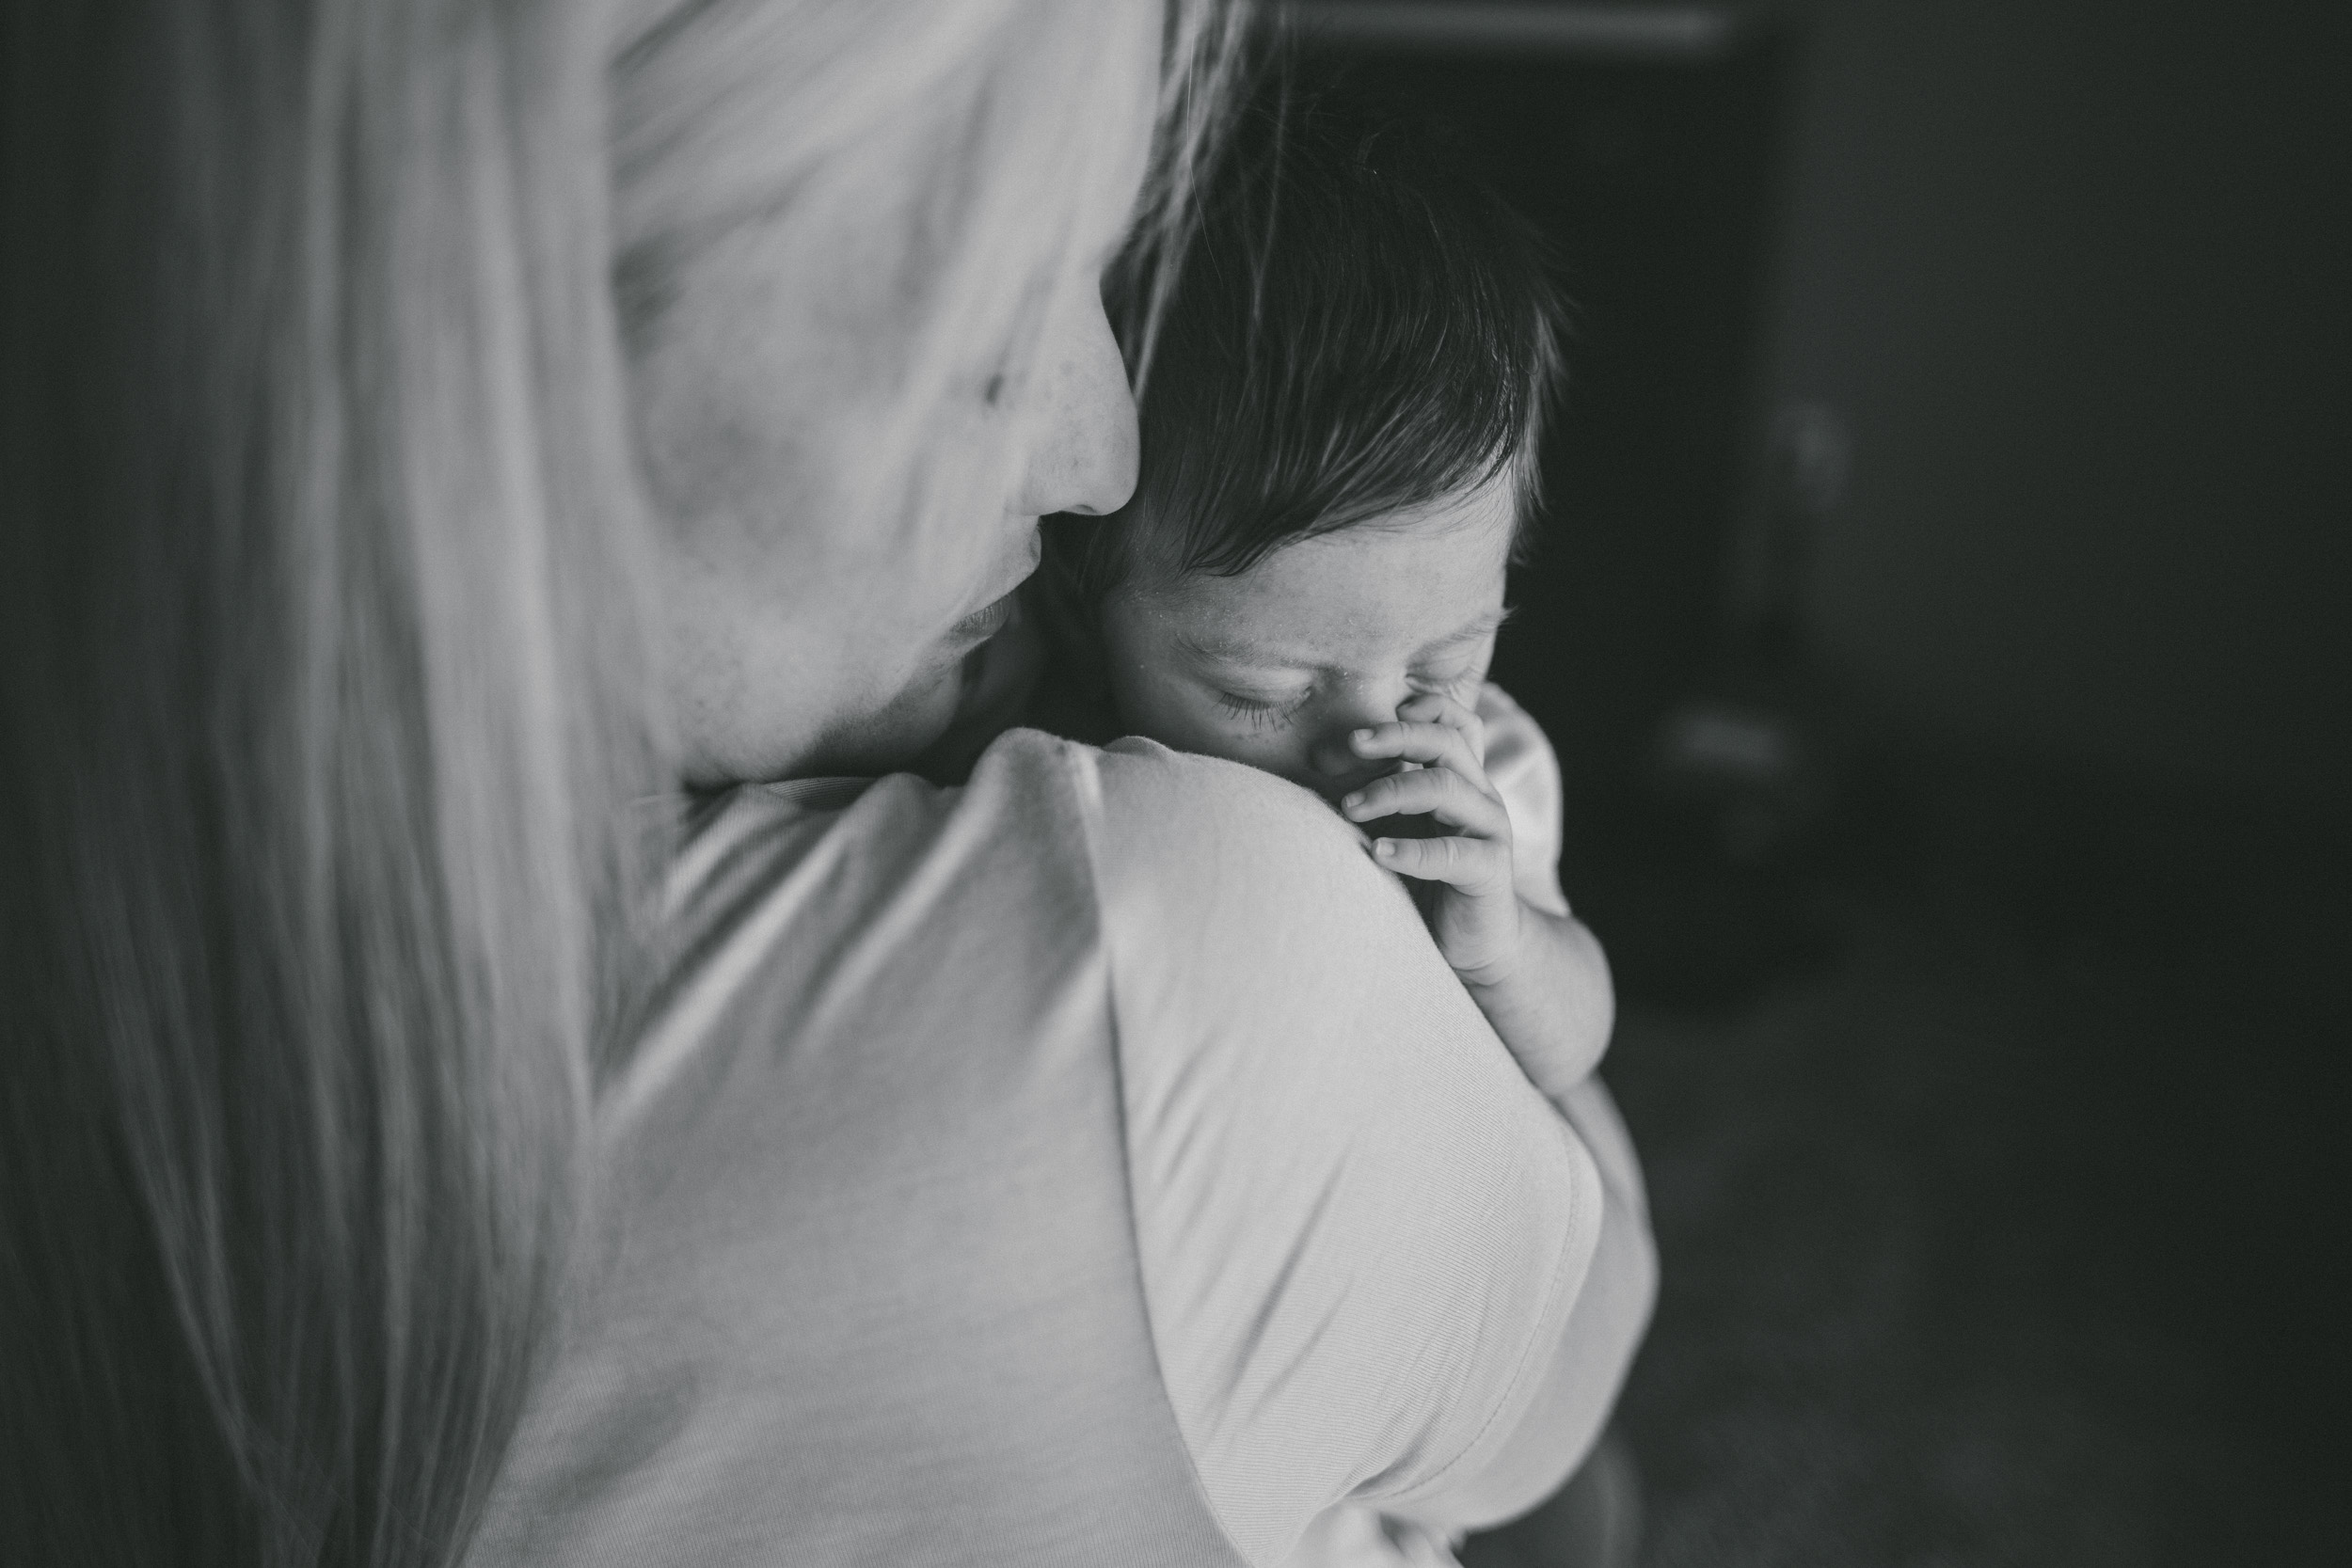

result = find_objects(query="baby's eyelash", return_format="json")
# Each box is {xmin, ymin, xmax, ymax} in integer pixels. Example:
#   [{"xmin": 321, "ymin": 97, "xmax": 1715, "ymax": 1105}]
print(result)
[{"xmin": 1214, "ymin": 689, "xmax": 1307, "ymax": 726}]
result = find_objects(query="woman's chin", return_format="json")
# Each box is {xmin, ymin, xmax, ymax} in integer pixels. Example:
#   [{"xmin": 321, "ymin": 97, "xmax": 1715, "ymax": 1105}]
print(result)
[
  {"xmin": 797, "ymin": 662, "xmax": 965, "ymax": 780},
  {"xmin": 678, "ymin": 648, "xmax": 970, "ymax": 787}
]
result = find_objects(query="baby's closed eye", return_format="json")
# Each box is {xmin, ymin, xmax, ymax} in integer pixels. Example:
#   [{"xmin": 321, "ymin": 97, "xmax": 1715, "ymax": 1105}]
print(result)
[{"xmin": 1212, "ymin": 686, "xmax": 1311, "ymax": 725}]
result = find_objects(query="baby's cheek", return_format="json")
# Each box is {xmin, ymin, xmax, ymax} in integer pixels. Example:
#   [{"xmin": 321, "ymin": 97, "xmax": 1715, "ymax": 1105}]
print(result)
[
  {"xmin": 1179, "ymin": 705, "xmax": 1288, "ymax": 774},
  {"xmin": 1188, "ymin": 715, "xmax": 1273, "ymax": 768},
  {"xmin": 1158, "ymin": 687, "xmax": 1232, "ymax": 749},
  {"xmin": 1128, "ymin": 677, "xmax": 1240, "ymax": 762},
  {"xmin": 1235, "ymin": 724, "xmax": 1327, "ymax": 794}
]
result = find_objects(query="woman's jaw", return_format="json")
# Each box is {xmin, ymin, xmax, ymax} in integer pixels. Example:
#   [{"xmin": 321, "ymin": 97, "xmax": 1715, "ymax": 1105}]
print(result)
[
  {"xmin": 666, "ymin": 538, "xmax": 1044, "ymax": 789},
  {"xmin": 948, "ymin": 590, "xmax": 1020, "ymax": 649},
  {"xmin": 851, "ymin": 531, "xmax": 1044, "ymax": 773}
]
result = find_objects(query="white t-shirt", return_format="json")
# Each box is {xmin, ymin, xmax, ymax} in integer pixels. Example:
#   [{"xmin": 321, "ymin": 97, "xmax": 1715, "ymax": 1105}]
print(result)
[{"xmin": 468, "ymin": 731, "xmax": 1652, "ymax": 1568}]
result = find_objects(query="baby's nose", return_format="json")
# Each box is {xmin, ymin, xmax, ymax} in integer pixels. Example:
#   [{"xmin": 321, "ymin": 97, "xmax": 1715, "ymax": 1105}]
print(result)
[
  {"xmin": 1306, "ymin": 728, "xmax": 1399, "ymax": 798},
  {"xmin": 1306, "ymin": 687, "xmax": 1414, "ymax": 792}
]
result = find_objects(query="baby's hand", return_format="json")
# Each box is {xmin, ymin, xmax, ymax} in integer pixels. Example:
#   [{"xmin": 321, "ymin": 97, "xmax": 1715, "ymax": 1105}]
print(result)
[{"xmin": 1338, "ymin": 692, "xmax": 1523, "ymax": 985}]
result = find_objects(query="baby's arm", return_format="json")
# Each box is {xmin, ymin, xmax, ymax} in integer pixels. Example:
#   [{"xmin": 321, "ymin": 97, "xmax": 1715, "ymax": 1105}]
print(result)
[
  {"xmin": 1339, "ymin": 695, "xmax": 1613, "ymax": 1102},
  {"xmin": 1455, "ymin": 904, "xmax": 1614, "ymax": 1103}
]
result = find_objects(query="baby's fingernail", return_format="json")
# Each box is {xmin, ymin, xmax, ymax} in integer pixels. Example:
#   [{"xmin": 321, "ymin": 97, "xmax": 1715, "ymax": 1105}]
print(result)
[
  {"xmin": 1375, "ymin": 840, "xmax": 1397, "ymax": 860},
  {"xmin": 1341, "ymin": 791, "xmax": 1363, "ymax": 811},
  {"xmin": 1351, "ymin": 728, "xmax": 1375, "ymax": 747}
]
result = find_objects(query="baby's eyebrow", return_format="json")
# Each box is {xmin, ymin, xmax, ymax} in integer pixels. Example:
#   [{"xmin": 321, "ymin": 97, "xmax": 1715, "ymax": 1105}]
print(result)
[
  {"xmin": 1173, "ymin": 628, "xmax": 1310, "ymax": 668},
  {"xmin": 1415, "ymin": 608, "xmax": 1515, "ymax": 657},
  {"xmin": 1174, "ymin": 608, "xmax": 1513, "ymax": 670}
]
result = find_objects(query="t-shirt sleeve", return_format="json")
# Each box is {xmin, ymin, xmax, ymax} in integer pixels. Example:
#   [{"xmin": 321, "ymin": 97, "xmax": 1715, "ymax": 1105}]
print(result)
[
  {"xmin": 1077, "ymin": 739, "xmax": 1610, "ymax": 1565},
  {"xmin": 1478, "ymin": 683, "xmax": 1571, "ymax": 919}
]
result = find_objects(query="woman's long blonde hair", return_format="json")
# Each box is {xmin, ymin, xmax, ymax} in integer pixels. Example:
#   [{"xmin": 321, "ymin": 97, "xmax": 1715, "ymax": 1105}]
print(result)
[{"xmin": 0, "ymin": 2, "xmax": 1242, "ymax": 1564}]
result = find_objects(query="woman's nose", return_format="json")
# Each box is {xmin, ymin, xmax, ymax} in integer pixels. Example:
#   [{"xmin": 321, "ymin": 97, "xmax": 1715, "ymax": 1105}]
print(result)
[{"xmin": 1010, "ymin": 285, "xmax": 1138, "ymax": 518}]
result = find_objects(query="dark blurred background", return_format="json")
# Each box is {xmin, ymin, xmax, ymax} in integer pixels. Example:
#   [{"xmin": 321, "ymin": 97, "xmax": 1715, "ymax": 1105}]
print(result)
[{"xmin": 1295, "ymin": 3, "xmax": 2348, "ymax": 1562}]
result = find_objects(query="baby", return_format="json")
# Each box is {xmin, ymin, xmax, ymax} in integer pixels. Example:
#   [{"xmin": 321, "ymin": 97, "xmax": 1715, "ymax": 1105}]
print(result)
[{"xmin": 938, "ymin": 81, "xmax": 1612, "ymax": 1099}]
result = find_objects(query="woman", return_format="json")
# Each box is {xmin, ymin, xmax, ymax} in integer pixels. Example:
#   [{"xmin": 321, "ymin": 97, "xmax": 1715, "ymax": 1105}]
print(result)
[{"xmin": 1, "ymin": 3, "xmax": 1652, "ymax": 1566}]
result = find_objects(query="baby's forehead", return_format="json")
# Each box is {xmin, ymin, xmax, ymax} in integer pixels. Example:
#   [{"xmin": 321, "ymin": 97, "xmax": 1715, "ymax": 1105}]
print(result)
[{"xmin": 1151, "ymin": 533, "xmax": 1508, "ymax": 672}]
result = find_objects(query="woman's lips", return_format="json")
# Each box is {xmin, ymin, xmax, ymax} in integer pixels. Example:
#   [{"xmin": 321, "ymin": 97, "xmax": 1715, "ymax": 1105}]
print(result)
[
  {"xmin": 947, "ymin": 590, "xmax": 1019, "ymax": 646},
  {"xmin": 946, "ymin": 530, "xmax": 1040, "ymax": 648}
]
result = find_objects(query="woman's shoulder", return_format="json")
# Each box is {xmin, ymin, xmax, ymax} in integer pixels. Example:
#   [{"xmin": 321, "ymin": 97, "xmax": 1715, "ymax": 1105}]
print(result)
[
  {"xmin": 622, "ymin": 735, "xmax": 1607, "ymax": 1563},
  {"xmin": 490, "ymin": 732, "xmax": 1250, "ymax": 1567},
  {"xmin": 1086, "ymin": 730, "xmax": 1333, "ymax": 816},
  {"xmin": 1074, "ymin": 734, "xmax": 1479, "ymax": 997},
  {"xmin": 1072, "ymin": 735, "xmax": 1532, "ymax": 1111},
  {"xmin": 657, "ymin": 730, "xmax": 1292, "ymax": 982},
  {"xmin": 676, "ymin": 730, "xmax": 1088, "ymax": 900},
  {"xmin": 1078, "ymin": 734, "xmax": 1386, "ymax": 908},
  {"xmin": 1071, "ymin": 736, "xmax": 1604, "ymax": 1562},
  {"xmin": 671, "ymin": 729, "xmax": 1458, "ymax": 1074}
]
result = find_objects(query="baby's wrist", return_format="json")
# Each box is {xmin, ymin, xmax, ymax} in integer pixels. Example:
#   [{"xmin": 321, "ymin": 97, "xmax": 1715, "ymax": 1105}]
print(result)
[{"xmin": 1448, "ymin": 902, "xmax": 1534, "ymax": 991}]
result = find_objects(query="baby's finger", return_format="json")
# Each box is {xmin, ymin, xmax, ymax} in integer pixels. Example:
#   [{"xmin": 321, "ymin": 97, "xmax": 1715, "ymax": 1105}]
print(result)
[
  {"xmin": 1396, "ymin": 690, "xmax": 1487, "ymax": 763},
  {"xmin": 1372, "ymin": 830, "xmax": 1513, "ymax": 891},
  {"xmin": 1347, "ymin": 716, "xmax": 1488, "ymax": 792},
  {"xmin": 1342, "ymin": 764, "xmax": 1511, "ymax": 839}
]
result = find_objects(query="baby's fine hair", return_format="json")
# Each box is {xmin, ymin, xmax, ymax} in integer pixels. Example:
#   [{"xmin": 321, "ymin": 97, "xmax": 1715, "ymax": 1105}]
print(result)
[{"xmin": 1049, "ymin": 67, "xmax": 1567, "ymax": 603}]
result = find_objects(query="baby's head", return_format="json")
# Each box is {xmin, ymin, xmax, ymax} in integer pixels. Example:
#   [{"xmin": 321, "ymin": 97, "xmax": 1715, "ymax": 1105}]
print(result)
[{"xmin": 1042, "ymin": 77, "xmax": 1564, "ymax": 800}]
